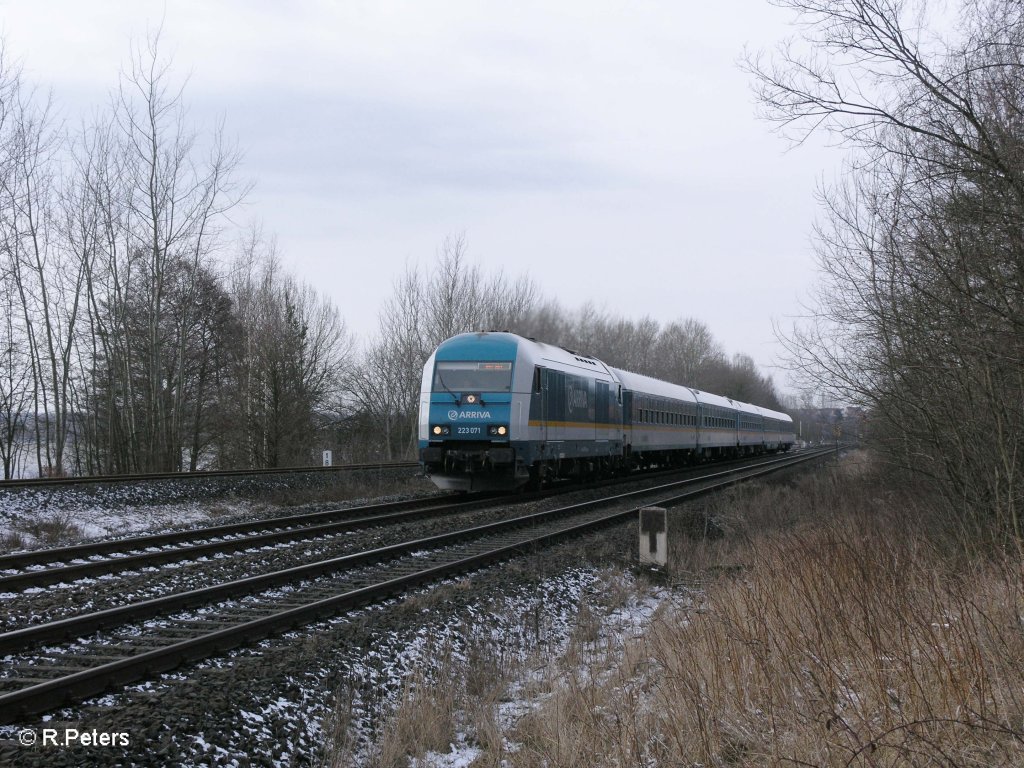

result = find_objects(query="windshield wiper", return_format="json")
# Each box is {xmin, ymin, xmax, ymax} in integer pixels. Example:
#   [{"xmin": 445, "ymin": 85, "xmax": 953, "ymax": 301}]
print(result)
[{"xmin": 435, "ymin": 370, "xmax": 461, "ymax": 406}]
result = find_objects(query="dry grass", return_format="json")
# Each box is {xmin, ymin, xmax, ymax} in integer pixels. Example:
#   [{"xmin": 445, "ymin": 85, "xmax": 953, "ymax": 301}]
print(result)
[
  {"xmin": 324, "ymin": 453, "xmax": 1024, "ymax": 766},
  {"xmin": 4, "ymin": 510, "xmax": 84, "ymax": 549},
  {"xmin": 320, "ymin": 566, "xmax": 640, "ymax": 768},
  {"xmin": 0, "ymin": 528, "xmax": 26, "ymax": 551},
  {"xmin": 375, "ymin": 648, "xmax": 461, "ymax": 768},
  {"xmin": 323, "ymin": 633, "xmax": 519, "ymax": 768},
  {"xmin": 506, "ymin": 455, "xmax": 1024, "ymax": 767}
]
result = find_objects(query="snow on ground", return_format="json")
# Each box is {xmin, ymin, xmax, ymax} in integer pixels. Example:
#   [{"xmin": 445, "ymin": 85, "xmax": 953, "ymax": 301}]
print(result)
[
  {"xmin": 0, "ymin": 475, "xmax": 678, "ymax": 766},
  {"xmin": 491, "ymin": 574, "xmax": 681, "ymax": 761},
  {"xmin": 0, "ymin": 472, "xmax": 425, "ymax": 552},
  {"xmin": 330, "ymin": 569, "xmax": 686, "ymax": 768},
  {"xmin": 411, "ymin": 742, "xmax": 482, "ymax": 768},
  {"xmin": 0, "ymin": 483, "xmax": 279, "ymax": 550},
  {"xmin": 312, "ymin": 568, "xmax": 601, "ymax": 766}
]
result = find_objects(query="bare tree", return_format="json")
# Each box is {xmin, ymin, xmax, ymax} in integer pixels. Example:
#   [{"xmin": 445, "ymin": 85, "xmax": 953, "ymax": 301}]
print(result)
[
  {"xmin": 220, "ymin": 230, "xmax": 352, "ymax": 467},
  {"xmin": 0, "ymin": 48, "xmax": 92, "ymax": 478},
  {"xmin": 349, "ymin": 264, "xmax": 428, "ymax": 460},
  {"xmin": 75, "ymin": 115, "xmax": 146, "ymax": 474},
  {"xmin": 0, "ymin": 32, "xmax": 362, "ymax": 476},
  {"xmin": 749, "ymin": 0, "xmax": 1024, "ymax": 536},
  {"xmin": 350, "ymin": 235, "xmax": 539, "ymax": 459},
  {"xmin": 652, "ymin": 319, "xmax": 724, "ymax": 386},
  {"xmin": 0, "ymin": 272, "xmax": 31, "ymax": 477},
  {"xmin": 110, "ymin": 30, "xmax": 246, "ymax": 470},
  {"xmin": 0, "ymin": 44, "xmax": 30, "ymax": 478},
  {"xmin": 424, "ymin": 233, "xmax": 539, "ymax": 346}
]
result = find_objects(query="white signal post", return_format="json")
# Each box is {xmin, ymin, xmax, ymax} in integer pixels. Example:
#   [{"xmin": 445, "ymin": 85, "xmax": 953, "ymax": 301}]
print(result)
[{"xmin": 639, "ymin": 506, "xmax": 668, "ymax": 567}]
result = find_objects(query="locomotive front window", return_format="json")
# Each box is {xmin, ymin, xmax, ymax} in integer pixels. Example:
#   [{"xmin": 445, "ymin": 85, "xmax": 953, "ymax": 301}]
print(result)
[{"xmin": 434, "ymin": 361, "xmax": 514, "ymax": 392}]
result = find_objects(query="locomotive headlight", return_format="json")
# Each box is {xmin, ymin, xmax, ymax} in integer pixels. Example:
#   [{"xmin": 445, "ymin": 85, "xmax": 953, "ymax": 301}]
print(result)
[
  {"xmin": 497, "ymin": 425, "xmax": 507, "ymax": 436},
  {"xmin": 465, "ymin": 394, "xmax": 478, "ymax": 404},
  {"xmin": 487, "ymin": 424, "xmax": 509, "ymax": 437},
  {"xmin": 431, "ymin": 424, "xmax": 450, "ymax": 436},
  {"xmin": 432, "ymin": 425, "xmax": 442, "ymax": 436}
]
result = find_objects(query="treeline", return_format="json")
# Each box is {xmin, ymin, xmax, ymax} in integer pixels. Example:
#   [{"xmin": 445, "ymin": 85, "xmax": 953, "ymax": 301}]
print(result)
[
  {"xmin": 0, "ymin": 38, "xmax": 350, "ymax": 478},
  {"xmin": 750, "ymin": 0, "xmax": 1023, "ymax": 537},
  {"xmin": 0, "ymin": 36, "xmax": 783, "ymax": 478}
]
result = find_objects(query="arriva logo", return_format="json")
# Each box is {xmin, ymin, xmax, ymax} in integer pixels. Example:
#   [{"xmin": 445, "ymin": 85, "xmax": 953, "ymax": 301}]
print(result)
[{"xmin": 448, "ymin": 410, "xmax": 493, "ymax": 420}]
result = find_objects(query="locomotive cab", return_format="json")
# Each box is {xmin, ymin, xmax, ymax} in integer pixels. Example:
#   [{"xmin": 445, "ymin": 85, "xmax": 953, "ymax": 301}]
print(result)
[{"xmin": 418, "ymin": 333, "xmax": 530, "ymax": 491}]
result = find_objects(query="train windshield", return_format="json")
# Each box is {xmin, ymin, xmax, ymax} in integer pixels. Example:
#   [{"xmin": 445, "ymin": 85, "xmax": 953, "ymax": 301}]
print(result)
[{"xmin": 433, "ymin": 361, "xmax": 513, "ymax": 392}]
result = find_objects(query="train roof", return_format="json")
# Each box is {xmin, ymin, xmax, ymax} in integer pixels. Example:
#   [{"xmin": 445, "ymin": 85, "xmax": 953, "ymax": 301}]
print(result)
[
  {"xmin": 752, "ymin": 404, "xmax": 794, "ymax": 423},
  {"xmin": 692, "ymin": 389, "xmax": 745, "ymax": 411},
  {"xmin": 610, "ymin": 367, "xmax": 791, "ymax": 420},
  {"xmin": 434, "ymin": 332, "xmax": 521, "ymax": 362},
  {"xmin": 519, "ymin": 337, "xmax": 617, "ymax": 377},
  {"xmin": 435, "ymin": 332, "xmax": 617, "ymax": 379},
  {"xmin": 609, "ymin": 367, "xmax": 698, "ymax": 404}
]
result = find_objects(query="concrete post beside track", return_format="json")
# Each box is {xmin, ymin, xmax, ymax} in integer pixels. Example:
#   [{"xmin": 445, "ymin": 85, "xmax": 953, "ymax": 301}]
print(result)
[{"xmin": 639, "ymin": 506, "xmax": 667, "ymax": 567}]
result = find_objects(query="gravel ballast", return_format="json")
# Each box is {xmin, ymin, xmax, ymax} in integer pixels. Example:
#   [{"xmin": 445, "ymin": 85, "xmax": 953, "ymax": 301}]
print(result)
[{"xmin": 0, "ymin": 520, "xmax": 637, "ymax": 767}]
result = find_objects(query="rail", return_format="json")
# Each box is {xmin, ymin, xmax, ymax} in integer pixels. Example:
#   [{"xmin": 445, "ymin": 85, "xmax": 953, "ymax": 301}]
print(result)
[
  {"xmin": 0, "ymin": 449, "xmax": 834, "ymax": 722},
  {"xmin": 0, "ymin": 460, "xmax": 419, "ymax": 489}
]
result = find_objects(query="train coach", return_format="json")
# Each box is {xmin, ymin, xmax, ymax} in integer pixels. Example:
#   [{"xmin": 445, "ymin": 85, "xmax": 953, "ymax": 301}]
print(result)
[{"xmin": 418, "ymin": 332, "xmax": 795, "ymax": 491}]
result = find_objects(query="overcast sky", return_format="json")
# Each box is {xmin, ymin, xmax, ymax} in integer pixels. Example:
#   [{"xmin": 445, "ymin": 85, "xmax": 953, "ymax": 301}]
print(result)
[{"xmin": 0, "ymin": 0, "xmax": 839, "ymax": 381}]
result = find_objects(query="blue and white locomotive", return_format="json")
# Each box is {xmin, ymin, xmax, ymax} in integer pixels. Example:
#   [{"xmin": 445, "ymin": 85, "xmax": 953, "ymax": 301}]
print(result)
[{"xmin": 418, "ymin": 332, "xmax": 795, "ymax": 491}]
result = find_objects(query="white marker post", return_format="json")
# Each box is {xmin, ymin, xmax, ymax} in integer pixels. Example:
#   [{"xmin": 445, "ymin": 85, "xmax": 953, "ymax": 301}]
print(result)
[
  {"xmin": 322, "ymin": 450, "xmax": 332, "ymax": 467},
  {"xmin": 639, "ymin": 506, "xmax": 667, "ymax": 567}
]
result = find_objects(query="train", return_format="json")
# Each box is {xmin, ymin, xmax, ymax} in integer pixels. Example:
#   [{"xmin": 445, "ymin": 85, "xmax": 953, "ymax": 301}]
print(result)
[{"xmin": 418, "ymin": 332, "xmax": 796, "ymax": 491}]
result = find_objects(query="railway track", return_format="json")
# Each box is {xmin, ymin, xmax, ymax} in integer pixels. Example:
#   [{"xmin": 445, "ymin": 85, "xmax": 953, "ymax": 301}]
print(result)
[
  {"xmin": 0, "ymin": 460, "xmax": 419, "ymax": 490},
  {"xmin": 0, "ymin": 451, "xmax": 806, "ymax": 590},
  {"xmin": 0, "ymin": 492, "xmax": 498, "ymax": 591},
  {"xmin": 0, "ymin": 464, "xmax": 703, "ymax": 592},
  {"xmin": 0, "ymin": 455, "xmax": 801, "ymax": 635},
  {"xmin": 0, "ymin": 448, "xmax": 832, "ymax": 723}
]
